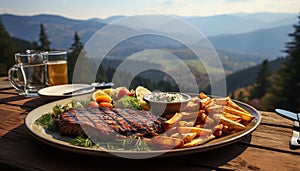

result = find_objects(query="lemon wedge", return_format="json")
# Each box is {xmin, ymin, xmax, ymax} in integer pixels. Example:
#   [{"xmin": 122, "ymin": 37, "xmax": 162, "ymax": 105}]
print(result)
[
  {"xmin": 136, "ymin": 86, "xmax": 151, "ymax": 101},
  {"xmin": 92, "ymin": 90, "xmax": 112, "ymax": 101},
  {"xmin": 135, "ymin": 86, "xmax": 151, "ymax": 110}
]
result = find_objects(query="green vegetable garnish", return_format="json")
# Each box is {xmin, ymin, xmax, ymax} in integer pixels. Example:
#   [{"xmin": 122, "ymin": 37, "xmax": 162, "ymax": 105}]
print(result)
[
  {"xmin": 34, "ymin": 113, "xmax": 57, "ymax": 132},
  {"xmin": 69, "ymin": 135, "xmax": 150, "ymax": 151},
  {"xmin": 69, "ymin": 135, "xmax": 96, "ymax": 148},
  {"xmin": 114, "ymin": 96, "xmax": 142, "ymax": 110}
]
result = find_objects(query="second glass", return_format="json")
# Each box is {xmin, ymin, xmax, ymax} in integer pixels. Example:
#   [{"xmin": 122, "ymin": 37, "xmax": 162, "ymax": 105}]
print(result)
[{"xmin": 43, "ymin": 51, "xmax": 68, "ymax": 86}]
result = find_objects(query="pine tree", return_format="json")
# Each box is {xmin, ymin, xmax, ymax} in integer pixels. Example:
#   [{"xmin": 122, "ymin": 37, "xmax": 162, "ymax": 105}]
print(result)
[
  {"xmin": 0, "ymin": 20, "xmax": 16, "ymax": 75},
  {"xmin": 268, "ymin": 14, "xmax": 300, "ymax": 111},
  {"xmin": 68, "ymin": 31, "xmax": 84, "ymax": 82},
  {"xmin": 38, "ymin": 23, "xmax": 51, "ymax": 51},
  {"xmin": 249, "ymin": 59, "xmax": 270, "ymax": 99},
  {"xmin": 70, "ymin": 31, "xmax": 83, "ymax": 51}
]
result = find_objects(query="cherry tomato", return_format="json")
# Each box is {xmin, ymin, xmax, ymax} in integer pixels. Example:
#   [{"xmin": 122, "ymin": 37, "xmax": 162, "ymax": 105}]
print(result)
[
  {"xmin": 99, "ymin": 102, "xmax": 113, "ymax": 108},
  {"xmin": 95, "ymin": 96, "xmax": 112, "ymax": 103},
  {"xmin": 87, "ymin": 101, "xmax": 99, "ymax": 108},
  {"xmin": 118, "ymin": 88, "xmax": 131, "ymax": 98}
]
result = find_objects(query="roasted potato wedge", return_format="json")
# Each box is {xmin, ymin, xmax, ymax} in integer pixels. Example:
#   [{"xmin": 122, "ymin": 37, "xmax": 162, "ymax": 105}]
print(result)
[
  {"xmin": 181, "ymin": 111, "xmax": 198, "ymax": 121},
  {"xmin": 151, "ymin": 136, "xmax": 184, "ymax": 148},
  {"xmin": 171, "ymin": 132, "xmax": 197, "ymax": 143},
  {"xmin": 214, "ymin": 114, "xmax": 246, "ymax": 130},
  {"xmin": 179, "ymin": 121, "xmax": 195, "ymax": 127},
  {"xmin": 178, "ymin": 127, "xmax": 212, "ymax": 136},
  {"xmin": 163, "ymin": 112, "xmax": 183, "ymax": 130},
  {"xmin": 183, "ymin": 134, "xmax": 215, "ymax": 148}
]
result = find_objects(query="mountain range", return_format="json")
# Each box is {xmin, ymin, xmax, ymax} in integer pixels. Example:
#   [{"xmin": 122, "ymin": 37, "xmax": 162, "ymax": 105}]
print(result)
[{"xmin": 0, "ymin": 12, "xmax": 297, "ymax": 59}]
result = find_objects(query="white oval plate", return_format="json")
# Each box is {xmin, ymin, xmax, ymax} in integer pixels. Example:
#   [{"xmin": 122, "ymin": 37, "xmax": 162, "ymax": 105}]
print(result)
[{"xmin": 38, "ymin": 84, "xmax": 95, "ymax": 99}]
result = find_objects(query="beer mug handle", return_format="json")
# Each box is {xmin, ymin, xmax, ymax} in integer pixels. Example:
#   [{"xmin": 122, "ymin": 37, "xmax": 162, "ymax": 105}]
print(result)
[{"xmin": 8, "ymin": 65, "xmax": 22, "ymax": 91}]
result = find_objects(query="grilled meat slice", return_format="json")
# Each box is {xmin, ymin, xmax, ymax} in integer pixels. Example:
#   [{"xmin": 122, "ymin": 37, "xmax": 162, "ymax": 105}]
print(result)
[{"xmin": 55, "ymin": 107, "xmax": 164, "ymax": 140}]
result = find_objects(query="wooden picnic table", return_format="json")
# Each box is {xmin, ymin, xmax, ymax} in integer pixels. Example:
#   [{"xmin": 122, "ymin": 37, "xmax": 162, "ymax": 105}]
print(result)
[{"xmin": 0, "ymin": 76, "xmax": 299, "ymax": 171}]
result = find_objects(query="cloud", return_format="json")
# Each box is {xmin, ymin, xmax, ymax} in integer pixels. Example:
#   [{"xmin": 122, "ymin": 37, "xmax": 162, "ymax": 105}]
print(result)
[
  {"xmin": 156, "ymin": 0, "xmax": 185, "ymax": 5},
  {"xmin": 0, "ymin": 8, "xmax": 15, "ymax": 13},
  {"xmin": 227, "ymin": 0, "xmax": 250, "ymax": 2}
]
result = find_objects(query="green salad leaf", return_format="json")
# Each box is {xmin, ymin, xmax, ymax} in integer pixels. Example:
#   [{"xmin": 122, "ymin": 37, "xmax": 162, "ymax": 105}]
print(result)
[{"xmin": 114, "ymin": 96, "xmax": 142, "ymax": 110}]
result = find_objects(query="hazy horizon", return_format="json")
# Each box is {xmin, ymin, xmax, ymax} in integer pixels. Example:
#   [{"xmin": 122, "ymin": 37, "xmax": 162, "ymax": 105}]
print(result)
[
  {"xmin": 0, "ymin": 0, "xmax": 299, "ymax": 20},
  {"xmin": 1, "ymin": 11, "xmax": 298, "ymax": 22}
]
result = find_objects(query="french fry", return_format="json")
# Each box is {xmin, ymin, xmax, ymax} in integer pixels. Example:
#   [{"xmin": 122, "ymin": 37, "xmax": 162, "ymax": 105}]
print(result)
[
  {"xmin": 196, "ymin": 113, "xmax": 215, "ymax": 126},
  {"xmin": 181, "ymin": 111, "xmax": 198, "ymax": 121},
  {"xmin": 183, "ymin": 134, "xmax": 215, "ymax": 148},
  {"xmin": 206, "ymin": 105, "xmax": 224, "ymax": 114},
  {"xmin": 178, "ymin": 127, "xmax": 212, "ymax": 136},
  {"xmin": 214, "ymin": 114, "xmax": 246, "ymax": 130},
  {"xmin": 165, "ymin": 126, "xmax": 178, "ymax": 136},
  {"xmin": 222, "ymin": 111, "xmax": 242, "ymax": 122},
  {"xmin": 184, "ymin": 97, "xmax": 201, "ymax": 111},
  {"xmin": 214, "ymin": 97, "xmax": 230, "ymax": 106},
  {"xmin": 213, "ymin": 124, "xmax": 224, "ymax": 137},
  {"xmin": 163, "ymin": 112, "xmax": 183, "ymax": 130},
  {"xmin": 199, "ymin": 92, "xmax": 208, "ymax": 99},
  {"xmin": 151, "ymin": 136, "xmax": 184, "ymax": 148},
  {"xmin": 179, "ymin": 121, "xmax": 195, "ymax": 127},
  {"xmin": 199, "ymin": 97, "xmax": 212, "ymax": 108},
  {"xmin": 223, "ymin": 106, "xmax": 255, "ymax": 122},
  {"xmin": 171, "ymin": 132, "xmax": 197, "ymax": 143},
  {"xmin": 227, "ymin": 98, "xmax": 250, "ymax": 114}
]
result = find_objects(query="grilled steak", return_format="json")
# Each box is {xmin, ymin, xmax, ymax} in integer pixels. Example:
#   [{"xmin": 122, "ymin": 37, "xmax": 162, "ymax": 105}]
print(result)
[{"xmin": 55, "ymin": 107, "xmax": 164, "ymax": 141}]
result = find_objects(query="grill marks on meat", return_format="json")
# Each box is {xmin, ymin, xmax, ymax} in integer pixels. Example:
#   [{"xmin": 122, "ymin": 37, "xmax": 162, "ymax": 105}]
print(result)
[{"xmin": 55, "ymin": 107, "xmax": 163, "ymax": 140}]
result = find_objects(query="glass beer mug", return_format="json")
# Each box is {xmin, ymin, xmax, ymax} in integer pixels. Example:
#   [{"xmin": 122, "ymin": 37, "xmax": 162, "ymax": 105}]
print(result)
[
  {"xmin": 8, "ymin": 50, "xmax": 47, "ymax": 96},
  {"xmin": 42, "ymin": 51, "xmax": 68, "ymax": 86}
]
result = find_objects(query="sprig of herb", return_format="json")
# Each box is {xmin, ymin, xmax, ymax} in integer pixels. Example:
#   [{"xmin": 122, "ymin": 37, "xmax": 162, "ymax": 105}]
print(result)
[
  {"xmin": 69, "ymin": 135, "xmax": 96, "ymax": 148},
  {"xmin": 34, "ymin": 113, "xmax": 57, "ymax": 132},
  {"xmin": 69, "ymin": 135, "xmax": 150, "ymax": 151},
  {"xmin": 123, "ymin": 136, "xmax": 150, "ymax": 151}
]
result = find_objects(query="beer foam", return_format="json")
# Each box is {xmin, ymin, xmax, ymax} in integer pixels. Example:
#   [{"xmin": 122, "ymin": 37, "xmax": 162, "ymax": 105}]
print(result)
[{"xmin": 47, "ymin": 60, "xmax": 67, "ymax": 64}]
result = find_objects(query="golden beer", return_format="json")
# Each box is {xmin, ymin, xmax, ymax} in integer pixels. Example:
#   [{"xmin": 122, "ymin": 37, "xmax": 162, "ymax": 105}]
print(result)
[{"xmin": 47, "ymin": 60, "xmax": 68, "ymax": 86}]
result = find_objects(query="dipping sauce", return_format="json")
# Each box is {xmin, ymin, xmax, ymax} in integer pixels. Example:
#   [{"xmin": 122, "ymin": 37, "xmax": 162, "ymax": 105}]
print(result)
[{"xmin": 147, "ymin": 92, "xmax": 185, "ymax": 102}]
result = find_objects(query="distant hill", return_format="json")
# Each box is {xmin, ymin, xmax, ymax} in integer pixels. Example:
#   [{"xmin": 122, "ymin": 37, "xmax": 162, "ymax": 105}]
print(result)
[
  {"xmin": 209, "ymin": 25, "xmax": 294, "ymax": 58},
  {"xmin": 183, "ymin": 12, "xmax": 297, "ymax": 36},
  {"xmin": 0, "ymin": 12, "xmax": 297, "ymax": 73},
  {"xmin": 1, "ymin": 13, "xmax": 297, "ymax": 52},
  {"xmin": 0, "ymin": 14, "xmax": 106, "ymax": 49}
]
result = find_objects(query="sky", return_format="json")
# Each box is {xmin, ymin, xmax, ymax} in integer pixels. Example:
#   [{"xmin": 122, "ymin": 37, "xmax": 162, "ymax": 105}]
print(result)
[{"xmin": 0, "ymin": 0, "xmax": 299, "ymax": 19}]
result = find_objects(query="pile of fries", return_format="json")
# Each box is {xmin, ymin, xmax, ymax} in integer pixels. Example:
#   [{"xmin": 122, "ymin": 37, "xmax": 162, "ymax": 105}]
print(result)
[{"xmin": 146, "ymin": 92, "xmax": 255, "ymax": 149}]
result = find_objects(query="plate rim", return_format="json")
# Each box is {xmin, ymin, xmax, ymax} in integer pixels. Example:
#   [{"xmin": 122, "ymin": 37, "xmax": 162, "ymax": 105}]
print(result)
[
  {"xmin": 24, "ymin": 94, "xmax": 261, "ymax": 158},
  {"xmin": 37, "ymin": 84, "xmax": 95, "ymax": 98}
]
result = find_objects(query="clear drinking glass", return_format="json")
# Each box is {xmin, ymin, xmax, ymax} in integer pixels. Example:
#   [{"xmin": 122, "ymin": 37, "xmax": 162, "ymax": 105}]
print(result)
[
  {"xmin": 42, "ymin": 51, "xmax": 68, "ymax": 86},
  {"xmin": 8, "ymin": 50, "xmax": 47, "ymax": 96}
]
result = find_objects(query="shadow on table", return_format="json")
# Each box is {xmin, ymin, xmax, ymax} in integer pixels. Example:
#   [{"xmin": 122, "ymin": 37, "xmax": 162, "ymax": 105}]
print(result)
[
  {"xmin": 21, "ymin": 96, "xmax": 66, "ymax": 111},
  {"xmin": 0, "ymin": 123, "xmax": 251, "ymax": 171}
]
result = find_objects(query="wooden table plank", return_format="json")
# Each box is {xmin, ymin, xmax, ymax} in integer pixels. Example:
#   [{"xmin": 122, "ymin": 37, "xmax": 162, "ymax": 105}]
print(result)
[
  {"xmin": 247, "ymin": 124, "xmax": 296, "ymax": 153},
  {"xmin": 260, "ymin": 111, "xmax": 293, "ymax": 128},
  {"xmin": 0, "ymin": 104, "xmax": 26, "ymax": 135},
  {"xmin": 0, "ymin": 77, "xmax": 11, "ymax": 89},
  {"xmin": 222, "ymin": 144, "xmax": 300, "ymax": 170}
]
